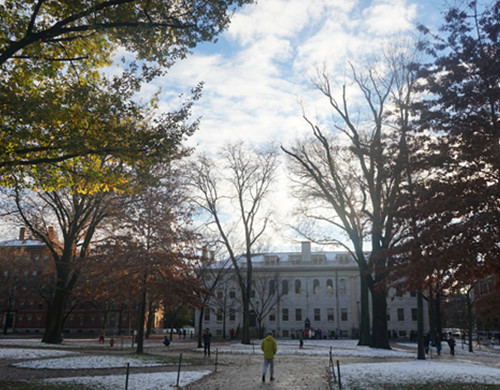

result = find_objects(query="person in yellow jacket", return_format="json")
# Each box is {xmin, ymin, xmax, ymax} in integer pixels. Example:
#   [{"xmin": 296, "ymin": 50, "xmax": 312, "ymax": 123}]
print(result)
[{"xmin": 261, "ymin": 330, "xmax": 277, "ymax": 382}]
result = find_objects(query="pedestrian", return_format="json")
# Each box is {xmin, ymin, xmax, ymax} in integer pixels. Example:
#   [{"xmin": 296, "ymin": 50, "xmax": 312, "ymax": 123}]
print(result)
[
  {"xmin": 435, "ymin": 334, "xmax": 442, "ymax": 356},
  {"xmin": 230, "ymin": 328, "xmax": 235, "ymax": 340},
  {"xmin": 261, "ymin": 330, "xmax": 277, "ymax": 382},
  {"xmin": 109, "ymin": 337, "xmax": 114, "ymax": 347},
  {"xmin": 183, "ymin": 329, "xmax": 187, "ymax": 339},
  {"xmin": 424, "ymin": 332, "xmax": 430, "ymax": 354},
  {"xmin": 299, "ymin": 330, "xmax": 304, "ymax": 349},
  {"xmin": 203, "ymin": 328, "xmax": 212, "ymax": 357},
  {"xmin": 447, "ymin": 333, "xmax": 456, "ymax": 356},
  {"xmin": 163, "ymin": 335, "xmax": 170, "ymax": 346}
]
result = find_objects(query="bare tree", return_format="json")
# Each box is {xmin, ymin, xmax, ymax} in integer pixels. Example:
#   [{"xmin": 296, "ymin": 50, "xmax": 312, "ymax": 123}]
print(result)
[
  {"xmin": 194, "ymin": 246, "xmax": 233, "ymax": 347},
  {"xmin": 3, "ymin": 186, "xmax": 114, "ymax": 344},
  {"xmin": 250, "ymin": 272, "xmax": 284, "ymax": 339},
  {"xmin": 187, "ymin": 142, "xmax": 279, "ymax": 344},
  {"xmin": 283, "ymin": 46, "xmax": 418, "ymax": 349}
]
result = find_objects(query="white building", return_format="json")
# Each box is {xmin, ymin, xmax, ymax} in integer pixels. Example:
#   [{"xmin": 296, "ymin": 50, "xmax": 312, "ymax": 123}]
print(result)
[{"xmin": 197, "ymin": 242, "xmax": 427, "ymax": 340}]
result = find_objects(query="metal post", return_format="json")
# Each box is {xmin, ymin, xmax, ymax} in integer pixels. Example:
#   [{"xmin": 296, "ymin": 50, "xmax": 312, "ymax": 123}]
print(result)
[
  {"xmin": 125, "ymin": 363, "xmax": 130, "ymax": 390},
  {"xmin": 215, "ymin": 348, "xmax": 219, "ymax": 372},
  {"xmin": 176, "ymin": 353, "xmax": 183, "ymax": 387},
  {"xmin": 337, "ymin": 360, "xmax": 342, "ymax": 390}
]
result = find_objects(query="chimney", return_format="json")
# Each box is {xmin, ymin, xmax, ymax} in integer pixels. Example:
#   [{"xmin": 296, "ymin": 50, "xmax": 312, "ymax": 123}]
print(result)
[
  {"xmin": 48, "ymin": 226, "xmax": 55, "ymax": 241},
  {"xmin": 301, "ymin": 241, "xmax": 311, "ymax": 262},
  {"xmin": 19, "ymin": 227, "xmax": 26, "ymax": 240}
]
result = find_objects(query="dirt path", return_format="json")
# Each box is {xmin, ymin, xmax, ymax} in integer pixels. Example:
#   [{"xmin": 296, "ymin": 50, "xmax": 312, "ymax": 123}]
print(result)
[{"xmin": 183, "ymin": 353, "xmax": 332, "ymax": 390}]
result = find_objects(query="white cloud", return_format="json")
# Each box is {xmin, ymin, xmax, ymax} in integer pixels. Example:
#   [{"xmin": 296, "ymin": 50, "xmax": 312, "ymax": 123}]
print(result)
[{"xmin": 362, "ymin": 0, "xmax": 418, "ymax": 35}]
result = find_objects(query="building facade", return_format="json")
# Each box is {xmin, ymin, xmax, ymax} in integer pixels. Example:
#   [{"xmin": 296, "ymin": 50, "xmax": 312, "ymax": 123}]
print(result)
[
  {"xmin": 197, "ymin": 242, "xmax": 428, "ymax": 340},
  {"xmin": 0, "ymin": 228, "xmax": 141, "ymax": 335}
]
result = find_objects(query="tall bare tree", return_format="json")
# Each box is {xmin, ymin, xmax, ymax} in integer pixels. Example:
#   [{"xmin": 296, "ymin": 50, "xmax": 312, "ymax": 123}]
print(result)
[
  {"xmin": 283, "ymin": 46, "xmax": 418, "ymax": 349},
  {"xmin": 187, "ymin": 142, "xmax": 279, "ymax": 344}
]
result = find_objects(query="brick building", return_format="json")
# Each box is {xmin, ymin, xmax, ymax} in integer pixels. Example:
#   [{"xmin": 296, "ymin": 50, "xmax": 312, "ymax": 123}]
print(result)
[{"xmin": 0, "ymin": 228, "xmax": 141, "ymax": 335}]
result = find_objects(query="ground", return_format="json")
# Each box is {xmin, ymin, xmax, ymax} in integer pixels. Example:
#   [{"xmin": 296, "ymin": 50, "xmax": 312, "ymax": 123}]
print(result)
[{"xmin": 0, "ymin": 336, "xmax": 499, "ymax": 389}]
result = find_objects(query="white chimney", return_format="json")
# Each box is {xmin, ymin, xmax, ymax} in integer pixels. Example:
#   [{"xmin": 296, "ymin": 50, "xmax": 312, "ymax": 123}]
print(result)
[{"xmin": 301, "ymin": 241, "xmax": 311, "ymax": 262}]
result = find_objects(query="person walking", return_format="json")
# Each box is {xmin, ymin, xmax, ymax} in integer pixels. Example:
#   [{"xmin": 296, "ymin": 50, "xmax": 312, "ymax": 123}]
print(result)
[
  {"xmin": 203, "ymin": 328, "xmax": 212, "ymax": 357},
  {"xmin": 261, "ymin": 330, "xmax": 277, "ymax": 382},
  {"xmin": 435, "ymin": 334, "xmax": 442, "ymax": 356},
  {"xmin": 447, "ymin": 333, "xmax": 456, "ymax": 356}
]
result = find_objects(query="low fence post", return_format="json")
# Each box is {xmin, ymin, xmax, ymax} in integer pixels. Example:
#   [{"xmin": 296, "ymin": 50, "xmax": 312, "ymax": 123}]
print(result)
[
  {"xmin": 125, "ymin": 363, "xmax": 130, "ymax": 390},
  {"xmin": 337, "ymin": 360, "xmax": 342, "ymax": 390},
  {"xmin": 329, "ymin": 347, "xmax": 336, "ymax": 382},
  {"xmin": 215, "ymin": 348, "xmax": 219, "ymax": 372},
  {"xmin": 176, "ymin": 353, "xmax": 183, "ymax": 387}
]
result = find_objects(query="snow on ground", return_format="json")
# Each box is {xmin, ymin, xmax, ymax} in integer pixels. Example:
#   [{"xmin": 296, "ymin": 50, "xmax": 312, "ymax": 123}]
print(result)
[
  {"xmin": 338, "ymin": 361, "xmax": 500, "ymax": 390},
  {"xmin": 12, "ymin": 354, "xmax": 168, "ymax": 369},
  {"xmin": 216, "ymin": 339, "xmax": 421, "ymax": 359},
  {"xmin": 0, "ymin": 348, "xmax": 78, "ymax": 360},
  {"xmin": 41, "ymin": 370, "xmax": 211, "ymax": 390}
]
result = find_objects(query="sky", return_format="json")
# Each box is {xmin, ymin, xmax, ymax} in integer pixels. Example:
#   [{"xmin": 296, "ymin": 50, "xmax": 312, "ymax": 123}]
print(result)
[
  {"xmin": 142, "ymin": 0, "xmax": 452, "ymax": 251},
  {"xmin": 152, "ymin": 0, "xmax": 448, "ymax": 153},
  {"xmin": 0, "ymin": 0, "xmax": 456, "ymax": 247}
]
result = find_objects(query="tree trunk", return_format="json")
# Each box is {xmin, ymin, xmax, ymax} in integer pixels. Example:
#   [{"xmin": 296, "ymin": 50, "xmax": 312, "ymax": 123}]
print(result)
[
  {"xmin": 241, "ymin": 287, "xmax": 250, "ymax": 344},
  {"xmin": 197, "ymin": 307, "xmax": 204, "ymax": 348},
  {"xmin": 42, "ymin": 285, "xmax": 69, "ymax": 344},
  {"xmin": 466, "ymin": 293, "xmax": 474, "ymax": 353},
  {"xmin": 358, "ymin": 269, "xmax": 370, "ymax": 346},
  {"xmin": 135, "ymin": 286, "xmax": 147, "ymax": 354},
  {"xmin": 370, "ymin": 288, "xmax": 390, "ymax": 349},
  {"xmin": 417, "ymin": 290, "xmax": 425, "ymax": 360}
]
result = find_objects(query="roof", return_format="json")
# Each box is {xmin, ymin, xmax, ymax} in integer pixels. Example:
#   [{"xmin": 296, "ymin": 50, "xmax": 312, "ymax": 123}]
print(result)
[{"xmin": 0, "ymin": 239, "xmax": 45, "ymax": 247}]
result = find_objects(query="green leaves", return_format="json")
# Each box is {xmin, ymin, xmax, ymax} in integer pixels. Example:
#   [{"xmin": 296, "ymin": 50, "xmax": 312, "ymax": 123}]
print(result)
[{"xmin": 0, "ymin": 0, "xmax": 253, "ymax": 193}]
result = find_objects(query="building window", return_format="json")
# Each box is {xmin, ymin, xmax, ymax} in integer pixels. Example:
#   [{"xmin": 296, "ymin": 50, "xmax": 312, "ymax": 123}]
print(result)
[
  {"xmin": 229, "ymin": 308, "xmax": 235, "ymax": 322},
  {"xmin": 38, "ymin": 300, "xmax": 44, "ymax": 310},
  {"xmin": 341, "ymin": 308, "xmax": 348, "ymax": 321},
  {"xmin": 314, "ymin": 308, "xmax": 321, "ymax": 322},
  {"xmin": 28, "ymin": 300, "xmax": 34, "ymax": 309},
  {"xmin": 204, "ymin": 309, "xmax": 210, "ymax": 322},
  {"xmin": 410, "ymin": 290, "xmax": 417, "ymax": 297},
  {"xmin": 282, "ymin": 308, "xmax": 289, "ymax": 322},
  {"xmin": 397, "ymin": 308, "xmax": 404, "ymax": 321},
  {"xmin": 250, "ymin": 289, "xmax": 256, "ymax": 298},
  {"xmin": 269, "ymin": 280, "xmax": 276, "ymax": 295},
  {"xmin": 269, "ymin": 308, "xmax": 276, "ymax": 322},
  {"xmin": 327, "ymin": 308, "xmax": 334, "ymax": 322},
  {"xmin": 229, "ymin": 290, "xmax": 236, "ymax": 299},
  {"xmin": 411, "ymin": 308, "xmax": 417, "ymax": 321},
  {"xmin": 295, "ymin": 280, "xmax": 301, "ymax": 295},
  {"xmin": 217, "ymin": 290, "xmax": 223, "ymax": 299},
  {"xmin": 340, "ymin": 279, "xmax": 346, "ymax": 296},
  {"xmin": 326, "ymin": 279, "xmax": 333, "ymax": 295},
  {"xmin": 313, "ymin": 279, "xmax": 319, "ymax": 295},
  {"xmin": 19, "ymin": 300, "xmax": 25, "ymax": 310},
  {"xmin": 216, "ymin": 308, "xmax": 223, "ymax": 322},
  {"xmin": 79, "ymin": 315, "xmax": 85, "ymax": 326},
  {"xmin": 282, "ymin": 280, "xmax": 288, "ymax": 295},
  {"xmin": 396, "ymin": 286, "xmax": 403, "ymax": 297},
  {"xmin": 295, "ymin": 308, "xmax": 302, "ymax": 322},
  {"xmin": 216, "ymin": 329, "xmax": 222, "ymax": 336}
]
